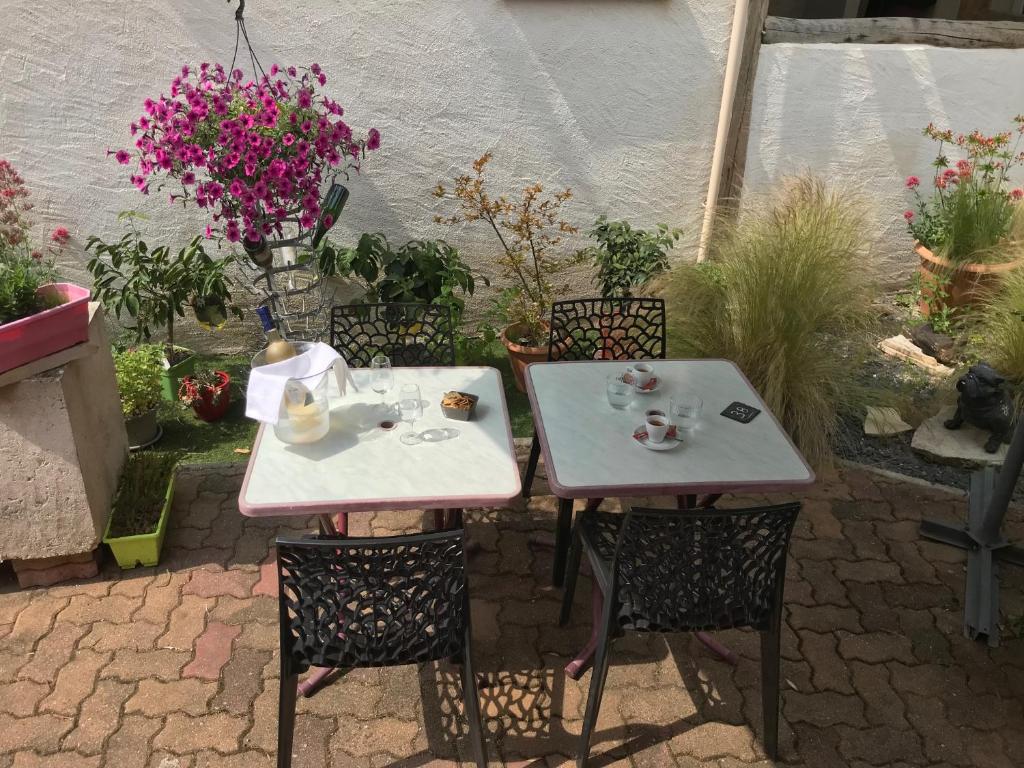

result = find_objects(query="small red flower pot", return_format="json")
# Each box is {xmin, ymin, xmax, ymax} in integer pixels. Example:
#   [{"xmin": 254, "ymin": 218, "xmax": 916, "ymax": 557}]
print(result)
[{"xmin": 178, "ymin": 371, "xmax": 232, "ymax": 422}]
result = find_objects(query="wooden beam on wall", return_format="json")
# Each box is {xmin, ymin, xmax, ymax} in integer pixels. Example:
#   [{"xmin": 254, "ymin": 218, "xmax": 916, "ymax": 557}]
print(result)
[
  {"xmin": 717, "ymin": 0, "xmax": 772, "ymax": 212},
  {"xmin": 763, "ymin": 16, "xmax": 1024, "ymax": 48}
]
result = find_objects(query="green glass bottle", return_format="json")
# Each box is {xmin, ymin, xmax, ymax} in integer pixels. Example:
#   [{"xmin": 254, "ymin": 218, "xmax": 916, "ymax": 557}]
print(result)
[{"xmin": 311, "ymin": 183, "xmax": 349, "ymax": 248}]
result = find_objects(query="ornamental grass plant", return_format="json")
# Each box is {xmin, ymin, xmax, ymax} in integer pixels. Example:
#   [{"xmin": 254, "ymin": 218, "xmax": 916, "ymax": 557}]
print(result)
[
  {"xmin": 976, "ymin": 267, "xmax": 1024, "ymax": 409},
  {"xmin": 661, "ymin": 176, "xmax": 878, "ymax": 469}
]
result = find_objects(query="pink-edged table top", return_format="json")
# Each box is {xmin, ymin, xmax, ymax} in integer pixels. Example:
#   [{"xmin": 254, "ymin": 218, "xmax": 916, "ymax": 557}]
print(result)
[
  {"xmin": 525, "ymin": 359, "xmax": 815, "ymax": 499},
  {"xmin": 239, "ymin": 366, "xmax": 521, "ymax": 517}
]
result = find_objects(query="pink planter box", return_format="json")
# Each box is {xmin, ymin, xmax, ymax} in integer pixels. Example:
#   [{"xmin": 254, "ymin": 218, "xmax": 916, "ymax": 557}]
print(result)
[{"xmin": 0, "ymin": 283, "xmax": 91, "ymax": 374}]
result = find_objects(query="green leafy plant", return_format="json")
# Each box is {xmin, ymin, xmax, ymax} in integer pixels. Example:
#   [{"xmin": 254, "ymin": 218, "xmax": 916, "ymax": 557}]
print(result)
[
  {"xmin": 905, "ymin": 117, "xmax": 1024, "ymax": 264},
  {"xmin": 114, "ymin": 344, "xmax": 165, "ymax": 418},
  {"xmin": 325, "ymin": 233, "xmax": 484, "ymax": 324},
  {"xmin": 975, "ymin": 266, "xmax": 1024, "ymax": 408},
  {"xmin": 911, "ymin": 271, "xmax": 958, "ymax": 335},
  {"xmin": 433, "ymin": 152, "xmax": 581, "ymax": 345},
  {"xmin": 107, "ymin": 452, "xmax": 179, "ymax": 538},
  {"xmin": 662, "ymin": 176, "xmax": 878, "ymax": 469},
  {"xmin": 581, "ymin": 216, "xmax": 681, "ymax": 297},
  {"xmin": 86, "ymin": 212, "xmax": 242, "ymax": 362}
]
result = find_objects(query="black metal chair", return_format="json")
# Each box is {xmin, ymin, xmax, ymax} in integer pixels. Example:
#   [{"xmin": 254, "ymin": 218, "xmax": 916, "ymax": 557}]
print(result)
[
  {"xmin": 522, "ymin": 297, "xmax": 666, "ymax": 500},
  {"xmin": 275, "ymin": 530, "xmax": 487, "ymax": 768},
  {"xmin": 560, "ymin": 502, "xmax": 802, "ymax": 766},
  {"xmin": 330, "ymin": 302, "xmax": 456, "ymax": 368}
]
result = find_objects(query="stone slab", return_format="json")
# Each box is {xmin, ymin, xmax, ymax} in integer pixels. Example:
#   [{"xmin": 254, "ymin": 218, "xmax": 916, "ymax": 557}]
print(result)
[
  {"xmin": 910, "ymin": 406, "xmax": 1008, "ymax": 467},
  {"xmin": 878, "ymin": 335, "xmax": 954, "ymax": 378},
  {"xmin": 11, "ymin": 550, "xmax": 101, "ymax": 588},
  {"xmin": 0, "ymin": 306, "xmax": 127, "ymax": 560},
  {"xmin": 864, "ymin": 406, "xmax": 913, "ymax": 436}
]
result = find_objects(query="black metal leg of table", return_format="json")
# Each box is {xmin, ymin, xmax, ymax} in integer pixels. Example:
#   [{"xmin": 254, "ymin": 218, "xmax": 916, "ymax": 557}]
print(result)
[
  {"xmin": 553, "ymin": 498, "xmax": 574, "ymax": 588},
  {"xmin": 919, "ymin": 417, "xmax": 1024, "ymax": 646}
]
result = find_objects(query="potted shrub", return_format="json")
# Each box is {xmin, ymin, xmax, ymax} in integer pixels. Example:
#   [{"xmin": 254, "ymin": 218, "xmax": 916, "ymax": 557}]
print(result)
[
  {"xmin": 178, "ymin": 367, "xmax": 232, "ymax": 422},
  {"xmin": 904, "ymin": 117, "xmax": 1024, "ymax": 317},
  {"xmin": 434, "ymin": 153, "xmax": 580, "ymax": 390},
  {"xmin": 112, "ymin": 62, "xmax": 380, "ymax": 267},
  {"xmin": 582, "ymin": 216, "xmax": 682, "ymax": 299},
  {"xmin": 115, "ymin": 344, "xmax": 164, "ymax": 449},
  {"xmin": 103, "ymin": 452, "xmax": 178, "ymax": 569},
  {"xmin": 87, "ymin": 212, "xmax": 242, "ymax": 400},
  {"xmin": 0, "ymin": 160, "xmax": 88, "ymax": 374}
]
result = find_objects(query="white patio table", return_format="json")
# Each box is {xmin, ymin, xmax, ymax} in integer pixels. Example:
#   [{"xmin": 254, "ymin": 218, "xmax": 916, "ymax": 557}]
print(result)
[
  {"xmin": 238, "ymin": 365, "xmax": 521, "ymax": 696},
  {"xmin": 525, "ymin": 359, "xmax": 815, "ymax": 677},
  {"xmin": 239, "ymin": 365, "xmax": 521, "ymax": 519}
]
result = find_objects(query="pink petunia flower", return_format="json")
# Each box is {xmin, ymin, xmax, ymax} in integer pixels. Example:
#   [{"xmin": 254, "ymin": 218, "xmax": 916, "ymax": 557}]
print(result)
[{"xmin": 366, "ymin": 128, "xmax": 381, "ymax": 151}]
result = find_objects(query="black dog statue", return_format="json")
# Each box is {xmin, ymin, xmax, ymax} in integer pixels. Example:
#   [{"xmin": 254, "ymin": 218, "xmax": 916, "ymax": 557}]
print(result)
[{"xmin": 944, "ymin": 363, "xmax": 1014, "ymax": 453}]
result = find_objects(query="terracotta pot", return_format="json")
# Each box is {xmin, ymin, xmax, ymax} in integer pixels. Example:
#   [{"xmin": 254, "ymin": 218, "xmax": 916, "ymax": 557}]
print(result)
[
  {"xmin": 179, "ymin": 371, "xmax": 232, "ymax": 422},
  {"xmin": 0, "ymin": 283, "xmax": 90, "ymax": 374},
  {"xmin": 500, "ymin": 323, "xmax": 549, "ymax": 392},
  {"xmin": 916, "ymin": 242, "xmax": 1022, "ymax": 316}
]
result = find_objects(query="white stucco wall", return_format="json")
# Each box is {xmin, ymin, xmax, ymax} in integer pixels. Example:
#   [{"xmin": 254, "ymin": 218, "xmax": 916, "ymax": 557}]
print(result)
[
  {"xmin": 0, "ymin": 0, "xmax": 734, "ymax": 350},
  {"xmin": 743, "ymin": 43, "xmax": 1024, "ymax": 284}
]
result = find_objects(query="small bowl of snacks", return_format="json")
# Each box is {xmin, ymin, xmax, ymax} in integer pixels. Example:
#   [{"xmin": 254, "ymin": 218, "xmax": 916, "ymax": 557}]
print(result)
[{"xmin": 441, "ymin": 391, "xmax": 479, "ymax": 421}]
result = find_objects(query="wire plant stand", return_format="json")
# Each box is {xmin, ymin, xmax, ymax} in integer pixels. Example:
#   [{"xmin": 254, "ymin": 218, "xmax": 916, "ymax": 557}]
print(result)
[{"xmin": 239, "ymin": 246, "xmax": 331, "ymax": 342}]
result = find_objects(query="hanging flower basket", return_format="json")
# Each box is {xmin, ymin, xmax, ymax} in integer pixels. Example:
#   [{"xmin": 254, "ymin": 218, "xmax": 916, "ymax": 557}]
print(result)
[{"xmin": 0, "ymin": 283, "xmax": 91, "ymax": 374}]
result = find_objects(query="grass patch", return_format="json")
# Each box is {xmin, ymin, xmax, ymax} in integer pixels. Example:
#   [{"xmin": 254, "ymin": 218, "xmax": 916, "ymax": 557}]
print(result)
[
  {"xmin": 154, "ymin": 345, "xmax": 534, "ymax": 465},
  {"xmin": 153, "ymin": 354, "xmax": 259, "ymax": 465}
]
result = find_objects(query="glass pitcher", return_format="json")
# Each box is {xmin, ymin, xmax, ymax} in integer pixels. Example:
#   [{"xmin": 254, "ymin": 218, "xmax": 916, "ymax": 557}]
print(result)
[{"xmin": 252, "ymin": 341, "xmax": 333, "ymax": 445}]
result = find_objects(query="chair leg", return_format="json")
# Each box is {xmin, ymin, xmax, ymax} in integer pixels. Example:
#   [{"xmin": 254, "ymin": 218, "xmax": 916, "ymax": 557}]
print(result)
[
  {"xmin": 460, "ymin": 649, "xmax": 488, "ymax": 768},
  {"xmin": 522, "ymin": 433, "xmax": 541, "ymax": 498},
  {"xmin": 277, "ymin": 671, "xmax": 299, "ymax": 768},
  {"xmin": 560, "ymin": 520, "xmax": 583, "ymax": 626},
  {"xmin": 760, "ymin": 628, "xmax": 781, "ymax": 760},
  {"xmin": 577, "ymin": 627, "xmax": 614, "ymax": 768},
  {"xmin": 553, "ymin": 497, "xmax": 574, "ymax": 587}
]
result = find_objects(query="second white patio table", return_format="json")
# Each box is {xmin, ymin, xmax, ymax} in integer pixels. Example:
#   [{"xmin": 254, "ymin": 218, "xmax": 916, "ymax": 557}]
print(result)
[{"xmin": 525, "ymin": 359, "xmax": 815, "ymax": 586}]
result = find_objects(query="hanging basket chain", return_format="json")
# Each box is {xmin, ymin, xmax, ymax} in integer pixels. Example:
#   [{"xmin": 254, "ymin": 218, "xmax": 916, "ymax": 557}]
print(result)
[{"xmin": 228, "ymin": 0, "xmax": 267, "ymax": 82}]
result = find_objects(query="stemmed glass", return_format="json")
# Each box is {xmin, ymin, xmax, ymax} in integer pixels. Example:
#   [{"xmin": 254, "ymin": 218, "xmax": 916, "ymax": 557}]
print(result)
[
  {"xmin": 370, "ymin": 355, "xmax": 394, "ymax": 414},
  {"xmin": 399, "ymin": 383, "xmax": 424, "ymax": 445}
]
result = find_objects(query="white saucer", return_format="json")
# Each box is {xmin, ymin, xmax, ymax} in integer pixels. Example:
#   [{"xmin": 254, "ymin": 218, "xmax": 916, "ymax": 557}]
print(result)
[
  {"xmin": 624, "ymin": 375, "xmax": 659, "ymax": 394},
  {"xmin": 632, "ymin": 425, "xmax": 681, "ymax": 451}
]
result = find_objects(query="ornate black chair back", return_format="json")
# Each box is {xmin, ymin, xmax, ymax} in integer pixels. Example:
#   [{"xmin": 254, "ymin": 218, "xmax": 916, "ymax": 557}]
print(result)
[{"xmin": 330, "ymin": 302, "xmax": 456, "ymax": 368}]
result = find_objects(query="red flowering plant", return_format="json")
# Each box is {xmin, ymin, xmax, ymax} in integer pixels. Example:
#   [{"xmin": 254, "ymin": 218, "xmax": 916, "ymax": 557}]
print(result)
[
  {"xmin": 113, "ymin": 62, "xmax": 380, "ymax": 251},
  {"xmin": 904, "ymin": 116, "xmax": 1024, "ymax": 265},
  {"xmin": 0, "ymin": 159, "xmax": 70, "ymax": 325}
]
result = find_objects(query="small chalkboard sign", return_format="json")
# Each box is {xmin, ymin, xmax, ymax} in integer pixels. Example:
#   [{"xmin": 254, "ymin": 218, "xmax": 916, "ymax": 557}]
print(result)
[{"xmin": 721, "ymin": 401, "xmax": 761, "ymax": 424}]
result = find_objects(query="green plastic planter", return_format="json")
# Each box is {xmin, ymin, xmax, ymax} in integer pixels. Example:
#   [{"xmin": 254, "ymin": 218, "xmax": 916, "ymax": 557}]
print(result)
[
  {"xmin": 160, "ymin": 351, "xmax": 195, "ymax": 402},
  {"xmin": 103, "ymin": 474, "xmax": 174, "ymax": 569}
]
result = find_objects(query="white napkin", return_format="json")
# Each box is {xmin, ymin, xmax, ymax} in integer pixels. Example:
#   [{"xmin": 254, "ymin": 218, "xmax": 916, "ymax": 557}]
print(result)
[{"xmin": 245, "ymin": 342, "xmax": 357, "ymax": 425}]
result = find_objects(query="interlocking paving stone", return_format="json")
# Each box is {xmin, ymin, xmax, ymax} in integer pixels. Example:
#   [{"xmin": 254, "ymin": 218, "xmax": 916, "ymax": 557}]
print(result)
[{"xmin": 0, "ymin": 462, "xmax": 1021, "ymax": 766}]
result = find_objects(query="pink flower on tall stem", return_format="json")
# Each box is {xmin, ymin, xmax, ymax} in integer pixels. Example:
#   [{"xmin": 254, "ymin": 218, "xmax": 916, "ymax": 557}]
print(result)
[
  {"xmin": 905, "ymin": 176, "xmax": 920, "ymax": 189},
  {"xmin": 50, "ymin": 226, "xmax": 70, "ymax": 244},
  {"xmin": 904, "ymin": 210, "xmax": 914, "ymax": 221},
  {"xmin": 1011, "ymin": 188, "xmax": 1024, "ymax": 201}
]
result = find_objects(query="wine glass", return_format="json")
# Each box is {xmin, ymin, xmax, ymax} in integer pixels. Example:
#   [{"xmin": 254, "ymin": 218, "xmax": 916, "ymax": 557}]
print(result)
[
  {"xmin": 399, "ymin": 383, "xmax": 424, "ymax": 445},
  {"xmin": 370, "ymin": 355, "xmax": 394, "ymax": 413}
]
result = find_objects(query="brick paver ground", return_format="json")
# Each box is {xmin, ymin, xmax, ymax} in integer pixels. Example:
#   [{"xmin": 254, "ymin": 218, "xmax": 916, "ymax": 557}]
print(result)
[{"xmin": 1, "ymin": 452, "xmax": 1022, "ymax": 767}]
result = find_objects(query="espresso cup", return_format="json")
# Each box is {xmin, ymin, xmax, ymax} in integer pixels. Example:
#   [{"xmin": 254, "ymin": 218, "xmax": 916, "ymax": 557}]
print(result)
[
  {"xmin": 645, "ymin": 414, "xmax": 669, "ymax": 443},
  {"xmin": 628, "ymin": 362, "xmax": 654, "ymax": 389}
]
